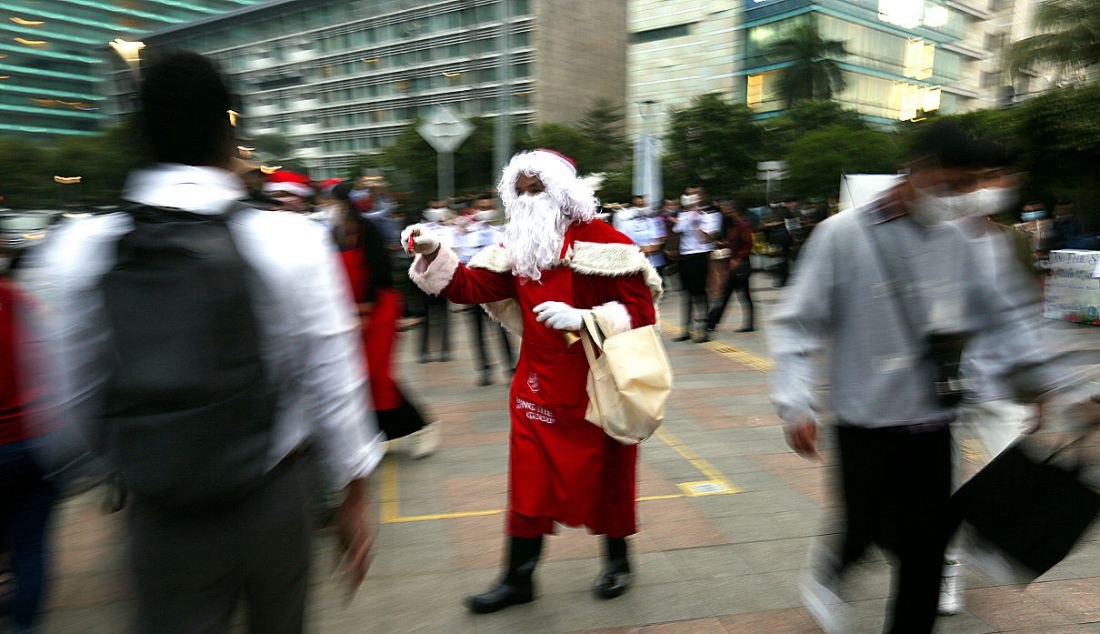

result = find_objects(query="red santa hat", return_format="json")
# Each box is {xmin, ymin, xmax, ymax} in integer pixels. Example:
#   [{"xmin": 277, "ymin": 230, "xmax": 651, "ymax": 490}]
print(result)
[
  {"xmin": 497, "ymin": 149, "xmax": 597, "ymax": 222},
  {"xmin": 263, "ymin": 170, "xmax": 314, "ymax": 198},
  {"xmin": 318, "ymin": 178, "xmax": 344, "ymax": 196}
]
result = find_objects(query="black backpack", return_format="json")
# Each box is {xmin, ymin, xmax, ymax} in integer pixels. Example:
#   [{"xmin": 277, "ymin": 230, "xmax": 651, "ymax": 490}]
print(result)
[{"xmin": 99, "ymin": 204, "xmax": 275, "ymax": 514}]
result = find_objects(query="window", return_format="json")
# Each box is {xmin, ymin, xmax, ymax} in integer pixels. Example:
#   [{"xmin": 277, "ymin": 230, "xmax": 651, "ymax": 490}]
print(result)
[
  {"xmin": 630, "ymin": 24, "xmax": 691, "ymax": 44},
  {"xmin": 511, "ymin": 63, "xmax": 531, "ymax": 79},
  {"xmin": 513, "ymin": 31, "xmax": 530, "ymax": 48},
  {"xmin": 981, "ymin": 70, "xmax": 1002, "ymax": 88}
]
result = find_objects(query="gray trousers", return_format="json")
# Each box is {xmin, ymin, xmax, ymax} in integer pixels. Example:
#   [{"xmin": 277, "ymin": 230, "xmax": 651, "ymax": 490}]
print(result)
[{"xmin": 127, "ymin": 459, "xmax": 312, "ymax": 634}]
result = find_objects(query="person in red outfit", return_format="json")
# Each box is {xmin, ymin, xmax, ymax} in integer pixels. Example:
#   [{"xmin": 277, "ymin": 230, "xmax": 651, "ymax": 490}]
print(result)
[
  {"xmin": 402, "ymin": 150, "xmax": 662, "ymax": 614},
  {"xmin": 331, "ymin": 183, "xmax": 440, "ymax": 458},
  {"xmin": 705, "ymin": 200, "xmax": 756, "ymax": 336}
]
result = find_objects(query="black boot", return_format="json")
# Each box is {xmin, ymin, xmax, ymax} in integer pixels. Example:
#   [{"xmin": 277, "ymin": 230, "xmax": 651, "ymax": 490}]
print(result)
[
  {"xmin": 466, "ymin": 536, "xmax": 543, "ymax": 614},
  {"xmin": 593, "ymin": 536, "xmax": 633, "ymax": 599}
]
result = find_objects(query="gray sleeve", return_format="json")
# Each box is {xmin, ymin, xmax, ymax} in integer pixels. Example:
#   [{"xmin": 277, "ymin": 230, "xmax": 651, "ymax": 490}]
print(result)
[{"xmin": 767, "ymin": 217, "xmax": 839, "ymax": 427}]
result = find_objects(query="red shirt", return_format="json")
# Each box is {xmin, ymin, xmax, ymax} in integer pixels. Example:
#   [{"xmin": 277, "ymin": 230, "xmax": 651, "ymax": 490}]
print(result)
[
  {"xmin": 1, "ymin": 279, "xmax": 32, "ymax": 444},
  {"xmin": 725, "ymin": 217, "xmax": 754, "ymax": 263}
]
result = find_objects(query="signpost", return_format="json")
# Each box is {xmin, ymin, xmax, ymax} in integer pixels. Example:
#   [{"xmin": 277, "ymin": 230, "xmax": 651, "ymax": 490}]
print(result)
[
  {"xmin": 418, "ymin": 106, "xmax": 474, "ymax": 200},
  {"xmin": 757, "ymin": 160, "xmax": 787, "ymax": 203}
]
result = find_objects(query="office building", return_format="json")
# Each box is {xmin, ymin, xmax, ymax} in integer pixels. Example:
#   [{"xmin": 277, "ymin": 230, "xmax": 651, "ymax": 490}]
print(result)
[
  {"xmin": 0, "ymin": 0, "xmax": 263, "ymax": 137},
  {"xmin": 107, "ymin": 0, "xmax": 627, "ymax": 178},
  {"xmin": 628, "ymin": 0, "xmax": 1015, "ymax": 135}
]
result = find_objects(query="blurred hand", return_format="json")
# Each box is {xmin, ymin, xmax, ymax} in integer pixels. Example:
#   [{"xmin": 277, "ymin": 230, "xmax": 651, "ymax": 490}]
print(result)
[
  {"xmin": 334, "ymin": 479, "xmax": 374, "ymax": 596},
  {"xmin": 785, "ymin": 419, "xmax": 820, "ymax": 461},
  {"xmin": 533, "ymin": 301, "xmax": 588, "ymax": 331},
  {"xmin": 728, "ymin": 259, "xmax": 743, "ymax": 271},
  {"xmin": 400, "ymin": 225, "xmax": 440, "ymax": 256}
]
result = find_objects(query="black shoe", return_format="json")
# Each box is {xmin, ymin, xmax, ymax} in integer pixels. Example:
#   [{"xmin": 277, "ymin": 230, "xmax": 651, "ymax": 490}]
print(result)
[
  {"xmin": 440, "ymin": 352, "xmax": 452, "ymax": 363},
  {"xmin": 694, "ymin": 334, "xmax": 710, "ymax": 343},
  {"xmin": 593, "ymin": 536, "xmax": 633, "ymax": 600},
  {"xmin": 479, "ymin": 369, "xmax": 493, "ymax": 387},
  {"xmin": 419, "ymin": 355, "xmax": 431, "ymax": 364},
  {"xmin": 465, "ymin": 580, "xmax": 534, "ymax": 614},
  {"xmin": 736, "ymin": 326, "xmax": 755, "ymax": 333},
  {"xmin": 592, "ymin": 566, "xmax": 633, "ymax": 600},
  {"xmin": 672, "ymin": 334, "xmax": 692, "ymax": 342},
  {"xmin": 466, "ymin": 536, "xmax": 542, "ymax": 614}
]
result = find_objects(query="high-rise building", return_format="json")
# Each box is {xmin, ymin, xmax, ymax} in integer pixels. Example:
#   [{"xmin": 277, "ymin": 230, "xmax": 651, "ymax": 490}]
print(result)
[
  {"xmin": 628, "ymin": 0, "xmax": 1015, "ymax": 136},
  {"xmin": 0, "ymin": 0, "xmax": 263, "ymax": 137},
  {"xmin": 105, "ymin": 0, "xmax": 628, "ymax": 179}
]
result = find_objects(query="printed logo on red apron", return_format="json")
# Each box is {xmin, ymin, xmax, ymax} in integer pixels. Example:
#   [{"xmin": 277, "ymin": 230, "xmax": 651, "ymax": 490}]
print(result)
[
  {"xmin": 526, "ymin": 372, "xmax": 541, "ymax": 393},
  {"xmin": 515, "ymin": 397, "xmax": 555, "ymax": 425}
]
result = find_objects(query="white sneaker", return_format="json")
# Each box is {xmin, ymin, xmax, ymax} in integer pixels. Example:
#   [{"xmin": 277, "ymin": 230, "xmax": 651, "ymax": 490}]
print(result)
[
  {"xmin": 409, "ymin": 421, "xmax": 441, "ymax": 459},
  {"xmin": 938, "ymin": 561, "xmax": 965, "ymax": 615},
  {"xmin": 799, "ymin": 568, "xmax": 848, "ymax": 634}
]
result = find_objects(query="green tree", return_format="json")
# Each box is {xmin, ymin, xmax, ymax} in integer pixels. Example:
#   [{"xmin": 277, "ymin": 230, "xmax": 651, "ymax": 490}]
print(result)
[
  {"xmin": 1009, "ymin": 0, "xmax": 1100, "ymax": 80},
  {"xmin": 0, "ymin": 137, "xmax": 55, "ymax": 209},
  {"xmin": 578, "ymin": 98, "xmax": 628, "ymax": 172},
  {"xmin": 763, "ymin": 100, "xmax": 866, "ymax": 157},
  {"xmin": 665, "ymin": 94, "xmax": 762, "ymax": 196},
  {"xmin": 784, "ymin": 125, "xmax": 900, "ymax": 199},
  {"xmin": 768, "ymin": 21, "xmax": 849, "ymax": 107}
]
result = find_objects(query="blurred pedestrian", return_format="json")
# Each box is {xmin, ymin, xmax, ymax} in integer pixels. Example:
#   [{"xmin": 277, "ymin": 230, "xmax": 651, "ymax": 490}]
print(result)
[
  {"xmin": 615, "ymin": 195, "xmax": 668, "ymax": 280},
  {"xmin": 23, "ymin": 52, "xmax": 383, "ymax": 634},
  {"xmin": 938, "ymin": 145, "xmax": 1037, "ymax": 615},
  {"xmin": 704, "ymin": 200, "xmax": 755, "ymax": 338},
  {"xmin": 453, "ymin": 195, "xmax": 515, "ymax": 386},
  {"xmin": 1052, "ymin": 199, "xmax": 1083, "ymax": 250},
  {"xmin": 331, "ymin": 182, "xmax": 440, "ymax": 458},
  {"xmin": 1, "ymin": 272, "xmax": 56, "ymax": 634},
  {"xmin": 402, "ymin": 149, "xmax": 662, "ymax": 614},
  {"xmin": 769, "ymin": 121, "xmax": 1099, "ymax": 634},
  {"xmin": 417, "ymin": 200, "xmax": 454, "ymax": 363},
  {"xmin": 673, "ymin": 192, "xmax": 721, "ymax": 342}
]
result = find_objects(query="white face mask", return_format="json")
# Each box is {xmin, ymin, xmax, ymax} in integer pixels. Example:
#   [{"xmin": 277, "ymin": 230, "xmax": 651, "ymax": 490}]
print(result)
[
  {"xmin": 909, "ymin": 187, "xmax": 972, "ymax": 225},
  {"xmin": 475, "ymin": 210, "xmax": 496, "ymax": 223},
  {"xmin": 423, "ymin": 208, "xmax": 449, "ymax": 223},
  {"xmin": 974, "ymin": 186, "xmax": 1019, "ymax": 217}
]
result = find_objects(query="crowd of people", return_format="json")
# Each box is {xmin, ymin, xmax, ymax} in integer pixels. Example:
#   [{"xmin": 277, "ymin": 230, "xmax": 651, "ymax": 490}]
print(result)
[{"xmin": 3, "ymin": 51, "xmax": 1100, "ymax": 634}]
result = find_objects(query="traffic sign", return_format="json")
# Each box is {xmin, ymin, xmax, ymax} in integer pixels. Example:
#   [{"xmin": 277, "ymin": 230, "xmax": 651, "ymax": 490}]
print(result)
[{"xmin": 418, "ymin": 106, "xmax": 474, "ymax": 154}]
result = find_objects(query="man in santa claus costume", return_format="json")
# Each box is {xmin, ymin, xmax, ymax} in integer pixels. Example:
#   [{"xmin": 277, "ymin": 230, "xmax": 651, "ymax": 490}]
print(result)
[{"xmin": 402, "ymin": 149, "xmax": 662, "ymax": 614}]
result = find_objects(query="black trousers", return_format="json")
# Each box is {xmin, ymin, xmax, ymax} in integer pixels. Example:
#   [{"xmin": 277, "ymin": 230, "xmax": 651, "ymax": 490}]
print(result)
[
  {"xmin": 678, "ymin": 253, "xmax": 710, "ymax": 332},
  {"xmin": 833, "ymin": 424, "xmax": 953, "ymax": 634},
  {"xmin": 467, "ymin": 307, "xmax": 514, "ymax": 371},
  {"xmin": 707, "ymin": 264, "xmax": 753, "ymax": 330},
  {"xmin": 419, "ymin": 294, "xmax": 450, "ymax": 358},
  {"xmin": 128, "ymin": 459, "xmax": 311, "ymax": 634}
]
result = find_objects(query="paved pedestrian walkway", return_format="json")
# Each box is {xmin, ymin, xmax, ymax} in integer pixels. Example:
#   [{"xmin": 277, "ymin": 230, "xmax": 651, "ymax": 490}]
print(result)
[{"xmin": 38, "ymin": 277, "xmax": 1100, "ymax": 633}]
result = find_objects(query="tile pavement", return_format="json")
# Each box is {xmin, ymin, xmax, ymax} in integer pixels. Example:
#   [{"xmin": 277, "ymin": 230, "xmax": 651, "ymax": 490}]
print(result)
[{"xmin": 34, "ymin": 277, "xmax": 1100, "ymax": 633}]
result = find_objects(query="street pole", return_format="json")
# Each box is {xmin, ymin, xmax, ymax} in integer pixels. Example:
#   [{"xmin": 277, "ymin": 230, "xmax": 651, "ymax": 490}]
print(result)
[
  {"xmin": 439, "ymin": 151, "xmax": 454, "ymax": 201},
  {"xmin": 493, "ymin": 0, "xmax": 512, "ymax": 178}
]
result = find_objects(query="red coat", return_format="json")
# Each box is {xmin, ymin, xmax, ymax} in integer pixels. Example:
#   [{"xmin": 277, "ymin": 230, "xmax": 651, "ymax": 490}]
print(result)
[{"xmin": 430, "ymin": 220, "xmax": 660, "ymax": 536}]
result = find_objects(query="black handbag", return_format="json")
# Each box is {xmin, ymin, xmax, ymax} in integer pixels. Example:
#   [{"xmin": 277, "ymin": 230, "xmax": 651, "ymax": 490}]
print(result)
[{"xmin": 951, "ymin": 436, "xmax": 1100, "ymax": 584}]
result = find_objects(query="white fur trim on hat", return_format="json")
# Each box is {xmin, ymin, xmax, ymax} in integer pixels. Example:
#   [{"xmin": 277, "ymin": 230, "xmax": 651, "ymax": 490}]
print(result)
[
  {"xmin": 591, "ymin": 301, "xmax": 632, "ymax": 337},
  {"xmin": 264, "ymin": 182, "xmax": 314, "ymax": 198},
  {"xmin": 498, "ymin": 150, "xmax": 597, "ymax": 223},
  {"xmin": 408, "ymin": 245, "xmax": 459, "ymax": 296}
]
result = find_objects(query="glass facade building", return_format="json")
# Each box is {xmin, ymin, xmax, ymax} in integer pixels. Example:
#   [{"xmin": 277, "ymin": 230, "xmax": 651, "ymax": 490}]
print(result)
[
  {"xmin": 740, "ymin": 0, "xmax": 988, "ymax": 123},
  {"xmin": 109, "ymin": 0, "xmax": 627, "ymax": 178},
  {"xmin": 0, "ymin": 0, "xmax": 263, "ymax": 137}
]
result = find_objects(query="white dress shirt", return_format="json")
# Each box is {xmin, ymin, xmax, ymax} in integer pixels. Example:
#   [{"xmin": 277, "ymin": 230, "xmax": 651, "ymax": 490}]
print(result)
[
  {"xmin": 21, "ymin": 164, "xmax": 384, "ymax": 489},
  {"xmin": 674, "ymin": 209, "xmax": 721, "ymax": 255},
  {"xmin": 450, "ymin": 216, "xmax": 498, "ymax": 265},
  {"xmin": 618, "ymin": 213, "xmax": 667, "ymax": 268}
]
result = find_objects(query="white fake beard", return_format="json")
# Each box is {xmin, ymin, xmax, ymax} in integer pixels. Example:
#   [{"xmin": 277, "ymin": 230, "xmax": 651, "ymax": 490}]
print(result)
[{"xmin": 504, "ymin": 192, "xmax": 570, "ymax": 281}]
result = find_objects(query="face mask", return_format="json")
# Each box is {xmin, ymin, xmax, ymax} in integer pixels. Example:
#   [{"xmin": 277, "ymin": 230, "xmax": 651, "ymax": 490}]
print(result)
[
  {"xmin": 475, "ymin": 210, "xmax": 496, "ymax": 223},
  {"xmin": 909, "ymin": 187, "xmax": 970, "ymax": 226},
  {"xmin": 1021, "ymin": 210, "xmax": 1046, "ymax": 222},
  {"xmin": 423, "ymin": 208, "xmax": 448, "ymax": 223},
  {"xmin": 975, "ymin": 186, "xmax": 1019, "ymax": 217}
]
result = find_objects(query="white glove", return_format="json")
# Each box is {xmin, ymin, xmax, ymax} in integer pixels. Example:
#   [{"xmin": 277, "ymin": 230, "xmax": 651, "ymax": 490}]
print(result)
[
  {"xmin": 400, "ymin": 224, "xmax": 440, "ymax": 255},
  {"xmin": 533, "ymin": 301, "xmax": 589, "ymax": 332}
]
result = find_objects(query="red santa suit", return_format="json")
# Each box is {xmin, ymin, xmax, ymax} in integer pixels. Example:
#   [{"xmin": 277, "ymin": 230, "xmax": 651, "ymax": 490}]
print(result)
[{"xmin": 410, "ymin": 219, "xmax": 662, "ymax": 537}]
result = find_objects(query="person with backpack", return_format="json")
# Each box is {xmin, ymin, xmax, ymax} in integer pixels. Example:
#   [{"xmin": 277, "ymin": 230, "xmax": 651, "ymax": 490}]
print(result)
[{"xmin": 22, "ymin": 52, "xmax": 383, "ymax": 633}]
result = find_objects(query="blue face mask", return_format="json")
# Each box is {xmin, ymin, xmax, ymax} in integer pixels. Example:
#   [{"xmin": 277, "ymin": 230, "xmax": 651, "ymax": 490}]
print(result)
[{"xmin": 1021, "ymin": 210, "xmax": 1046, "ymax": 222}]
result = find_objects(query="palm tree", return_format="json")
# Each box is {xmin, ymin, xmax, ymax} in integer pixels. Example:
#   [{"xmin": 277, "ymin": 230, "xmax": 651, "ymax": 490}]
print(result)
[
  {"xmin": 1009, "ymin": 0, "xmax": 1100, "ymax": 81},
  {"xmin": 767, "ymin": 21, "xmax": 849, "ymax": 108}
]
